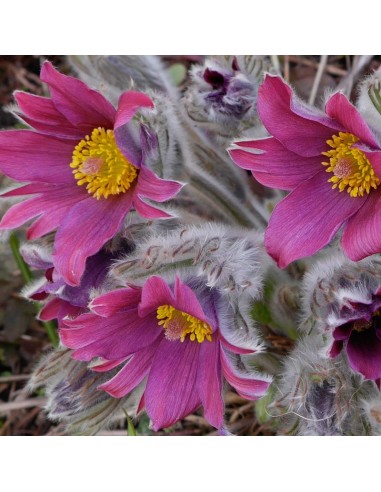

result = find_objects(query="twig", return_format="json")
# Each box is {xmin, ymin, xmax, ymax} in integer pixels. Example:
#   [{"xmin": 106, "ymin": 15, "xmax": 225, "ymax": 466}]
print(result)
[
  {"xmin": 309, "ymin": 55, "xmax": 328, "ymax": 105},
  {"xmin": 0, "ymin": 398, "xmax": 46, "ymax": 413}
]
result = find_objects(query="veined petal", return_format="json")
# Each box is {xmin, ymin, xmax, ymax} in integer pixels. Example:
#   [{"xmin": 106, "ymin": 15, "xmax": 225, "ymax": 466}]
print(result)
[
  {"xmin": 40, "ymin": 61, "xmax": 116, "ymax": 130},
  {"xmin": 326, "ymin": 92, "xmax": 380, "ymax": 148},
  {"xmin": 341, "ymin": 188, "xmax": 381, "ymax": 261},
  {"xmin": 257, "ymin": 75, "xmax": 339, "ymax": 157},
  {"xmin": 0, "ymin": 131, "xmax": 75, "ymax": 184},
  {"xmin": 139, "ymin": 276, "xmax": 175, "ymax": 318},
  {"xmin": 221, "ymin": 349, "xmax": 270, "ymax": 400},
  {"xmin": 90, "ymin": 288, "xmax": 142, "ymax": 317},
  {"xmin": 133, "ymin": 195, "xmax": 173, "ymax": 219},
  {"xmin": 135, "ymin": 166, "xmax": 184, "ymax": 201},
  {"xmin": 229, "ymin": 138, "xmax": 322, "ymax": 190},
  {"xmin": 53, "ymin": 193, "xmax": 133, "ymax": 286},
  {"xmin": 347, "ymin": 329, "xmax": 381, "ymax": 380},
  {"xmin": 145, "ymin": 338, "xmax": 201, "ymax": 431},
  {"xmin": 196, "ymin": 340, "xmax": 224, "ymax": 430},
  {"xmin": 265, "ymin": 171, "xmax": 366, "ymax": 268},
  {"xmin": 99, "ymin": 341, "xmax": 159, "ymax": 398},
  {"xmin": 114, "ymin": 91, "xmax": 154, "ymax": 129},
  {"xmin": 174, "ymin": 276, "xmax": 211, "ymax": 325},
  {"xmin": 14, "ymin": 91, "xmax": 84, "ymax": 140},
  {"xmin": 61, "ymin": 311, "xmax": 161, "ymax": 361}
]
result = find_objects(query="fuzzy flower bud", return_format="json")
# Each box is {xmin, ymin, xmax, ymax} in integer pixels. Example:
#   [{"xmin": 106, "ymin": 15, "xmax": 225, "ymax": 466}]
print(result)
[
  {"xmin": 357, "ymin": 68, "xmax": 381, "ymax": 141},
  {"xmin": 302, "ymin": 252, "xmax": 381, "ymax": 381},
  {"xmin": 184, "ymin": 56, "xmax": 262, "ymax": 139}
]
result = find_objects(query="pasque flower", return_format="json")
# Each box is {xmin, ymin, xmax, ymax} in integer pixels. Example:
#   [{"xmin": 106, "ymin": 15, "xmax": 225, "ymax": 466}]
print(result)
[
  {"xmin": 229, "ymin": 75, "xmax": 381, "ymax": 267},
  {"xmin": 60, "ymin": 275, "xmax": 270, "ymax": 431},
  {"xmin": 0, "ymin": 61, "xmax": 183, "ymax": 285}
]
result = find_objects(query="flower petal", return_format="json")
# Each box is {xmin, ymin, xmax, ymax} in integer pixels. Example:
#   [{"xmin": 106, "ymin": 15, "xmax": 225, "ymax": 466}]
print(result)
[
  {"xmin": 139, "ymin": 276, "xmax": 175, "ymax": 318},
  {"xmin": 329, "ymin": 340, "xmax": 344, "ymax": 358},
  {"xmin": 196, "ymin": 340, "xmax": 224, "ymax": 429},
  {"xmin": 326, "ymin": 92, "xmax": 379, "ymax": 148},
  {"xmin": 174, "ymin": 276, "xmax": 210, "ymax": 324},
  {"xmin": 90, "ymin": 288, "xmax": 142, "ymax": 317},
  {"xmin": 257, "ymin": 75, "xmax": 339, "ymax": 157},
  {"xmin": 346, "ymin": 328, "xmax": 381, "ymax": 380},
  {"xmin": 40, "ymin": 61, "xmax": 116, "ymax": 130},
  {"xmin": 145, "ymin": 338, "xmax": 201, "ymax": 431},
  {"xmin": 0, "ymin": 131, "xmax": 75, "ymax": 184},
  {"xmin": 229, "ymin": 138, "xmax": 322, "ymax": 190},
  {"xmin": 341, "ymin": 188, "xmax": 381, "ymax": 261},
  {"xmin": 133, "ymin": 195, "xmax": 173, "ymax": 219},
  {"xmin": 0, "ymin": 184, "xmax": 85, "ymax": 239},
  {"xmin": 14, "ymin": 91, "xmax": 84, "ymax": 140},
  {"xmin": 114, "ymin": 91, "xmax": 154, "ymax": 129},
  {"xmin": 332, "ymin": 323, "xmax": 352, "ymax": 341},
  {"xmin": 61, "ymin": 311, "xmax": 161, "ymax": 361},
  {"xmin": 135, "ymin": 166, "xmax": 184, "ymax": 201},
  {"xmin": 221, "ymin": 349, "xmax": 270, "ymax": 400},
  {"xmin": 53, "ymin": 193, "xmax": 133, "ymax": 286},
  {"xmin": 265, "ymin": 171, "xmax": 366, "ymax": 268},
  {"xmin": 99, "ymin": 342, "xmax": 159, "ymax": 398}
]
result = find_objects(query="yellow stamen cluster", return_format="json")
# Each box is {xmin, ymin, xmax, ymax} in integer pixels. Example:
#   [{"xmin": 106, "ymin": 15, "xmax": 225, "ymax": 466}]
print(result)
[
  {"xmin": 70, "ymin": 127, "xmax": 138, "ymax": 200},
  {"xmin": 156, "ymin": 304, "xmax": 213, "ymax": 343},
  {"xmin": 322, "ymin": 131, "xmax": 379, "ymax": 197}
]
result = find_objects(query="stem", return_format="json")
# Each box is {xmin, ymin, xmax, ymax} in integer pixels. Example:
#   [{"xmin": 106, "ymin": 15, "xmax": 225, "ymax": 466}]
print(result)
[{"xmin": 9, "ymin": 233, "xmax": 59, "ymax": 347}]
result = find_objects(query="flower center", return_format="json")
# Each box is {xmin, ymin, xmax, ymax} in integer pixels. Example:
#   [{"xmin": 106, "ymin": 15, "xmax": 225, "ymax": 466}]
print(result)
[
  {"xmin": 156, "ymin": 304, "xmax": 212, "ymax": 343},
  {"xmin": 322, "ymin": 132, "xmax": 379, "ymax": 197},
  {"xmin": 70, "ymin": 127, "xmax": 138, "ymax": 200}
]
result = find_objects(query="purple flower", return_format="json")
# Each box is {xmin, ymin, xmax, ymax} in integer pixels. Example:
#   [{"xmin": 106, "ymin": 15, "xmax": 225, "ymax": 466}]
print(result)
[
  {"xmin": 329, "ymin": 289, "xmax": 381, "ymax": 380},
  {"xmin": 229, "ymin": 75, "xmax": 381, "ymax": 267},
  {"xmin": 59, "ymin": 275, "xmax": 270, "ymax": 431},
  {"xmin": 0, "ymin": 61, "xmax": 183, "ymax": 286}
]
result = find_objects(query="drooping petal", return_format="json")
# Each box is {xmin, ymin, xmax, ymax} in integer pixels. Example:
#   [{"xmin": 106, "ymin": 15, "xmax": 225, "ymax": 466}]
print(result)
[
  {"xmin": 53, "ymin": 193, "xmax": 133, "ymax": 286},
  {"xmin": 174, "ymin": 276, "xmax": 210, "ymax": 324},
  {"xmin": 114, "ymin": 91, "xmax": 154, "ymax": 129},
  {"xmin": 39, "ymin": 298, "xmax": 82, "ymax": 322},
  {"xmin": 40, "ymin": 61, "xmax": 116, "ymax": 130},
  {"xmin": 257, "ymin": 75, "xmax": 339, "ymax": 157},
  {"xmin": 229, "ymin": 138, "xmax": 322, "ymax": 190},
  {"xmin": 91, "ymin": 358, "xmax": 127, "ymax": 373},
  {"xmin": 99, "ymin": 341, "xmax": 160, "ymax": 398},
  {"xmin": 329, "ymin": 340, "xmax": 344, "ymax": 358},
  {"xmin": 341, "ymin": 188, "xmax": 381, "ymax": 261},
  {"xmin": 346, "ymin": 328, "xmax": 381, "ymax": 380},
  {"xmin": 332, "ymin": 323, "xmax": 352, "ymax": 341},
  {"xmin": 61, "ymin": 311, "xmax": 161, "ymax": 361},
  {"xmin": 138, "ymin": 276, "xmax": 175, "ymax": 318},
  {"xmin": 265, "ymin": 171, "xmax": 367, "ymax": 268},
  {"xmin": 326, "ymin": 92, "xmax": 379, "ymax": 148},
  {"xmin": 90, "ymin": 288, "xmax": 142, "ymax": 317},
  {"xmin": 196, "ymin": 340, "xmax": 224, "ymax": 429},
  {"xmin": 0, "ymin": 131, "xmax": 75, "ymax": 184},
  {"xmin": 133, "ymin": 195, "xmax": 173, "ymax": 219},
  {"xmin": 0, "ymin": 184, "xmax": 85, "ymax": 239},
  {"xmin": 14, "ymin": 91, "xmax": 84, "ymax": 140},
  {"xmin": 135, "ymin": 166, "xmax": 184, "ymax": 201},
  {"xmin": 145, "ymin": 338, "xmax": 201, "ymax": 431},
  {"xmin": 221, "ymin": 349, "xmax": 270, "ymax": 400}
]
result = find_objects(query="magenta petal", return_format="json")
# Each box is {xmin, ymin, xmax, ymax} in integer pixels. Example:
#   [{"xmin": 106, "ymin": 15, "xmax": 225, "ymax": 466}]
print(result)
[
  {"xmin": 0, "ymin": 185, "xmax": 85, "ymax": 239},
  {"xmin": 145, "ymin": 338, "xmax": 201, "ymax": 431},
  {"xmin": 257, "ymin": 75, "xmax": 339, "ymax": 157},
  {"xmin": 174, "ymin": 277, "xmax": 210, "ymax": 324},
  {"xmin": 366, "ymin": 151, "xmax": 381, "ymax": 180},
  {"xmin": 90, "ymin": 288, "xmax": 142, "ymax": 317},
  {"xmin": 221, "ymin": 349, "xmax": 270, "ymax": 400},
  {"xmin": 346, "ymin": 329, "xmax": 381, "ymax": 380},
  {"xmin": 135, "ymin": 166, "xmax": 184, "ymax": 201},
  {"xmin": 329, "ymin": 340, "xmax": 344, "ymax": 358},
  {"xmin": 114, "ymin": 91, "xmax": 154, "ymax": 129},
  {"xmin": 99, "ymin": 342, "xmax": 159, "ymax": 398},
  {"xmin": 39, "ymin": 298, "xmax": 65, "ymax": 321},
  {"xmin": 332, "ymin": 324, "xmax": 352, "ymax": 341},
  {"xmin": 139, "ymin": 276, "xmax": 175, "ymax": 318},
  {"xmin": 91, "ymin": 358, "xmax": 127, "ymax": 373},
  {"xmin": 40, "ymin": 61, "xmax": 116, "ymax": 130},
  {"xmin": 0, "ymin": 131, "xmax": 75, "ymax": 184},
  {"xmin": 196, "ymin": 340, "xmax": 224, "ymax": 429},
  {"xmin": 341, "ymin": 189, "xmax": 381, "ymax": 261},
  {"xmin": 326, "ymin": 93, "xmax": 379, "ymax": 148},
  {"xmin": 53, "ymin": 193, "xmax": 133, "ymax": 286},
  {"xmin": 229, "ymin": 139, "xmax": 322, "ymax": 190},
  {"xmin": 14, "ymin": 91, "xmax": 84, "ymax": 140},
  {"xmin": 265, "ymin": 171, "xmax": 366, "ymax": 268},
  {"xmin": 133, "ymin": 195, "xmax": 173, "ymax": 219},
  {"xmin": 62, "ymin": 311, "xmax": 161, "ymax": 361}
]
